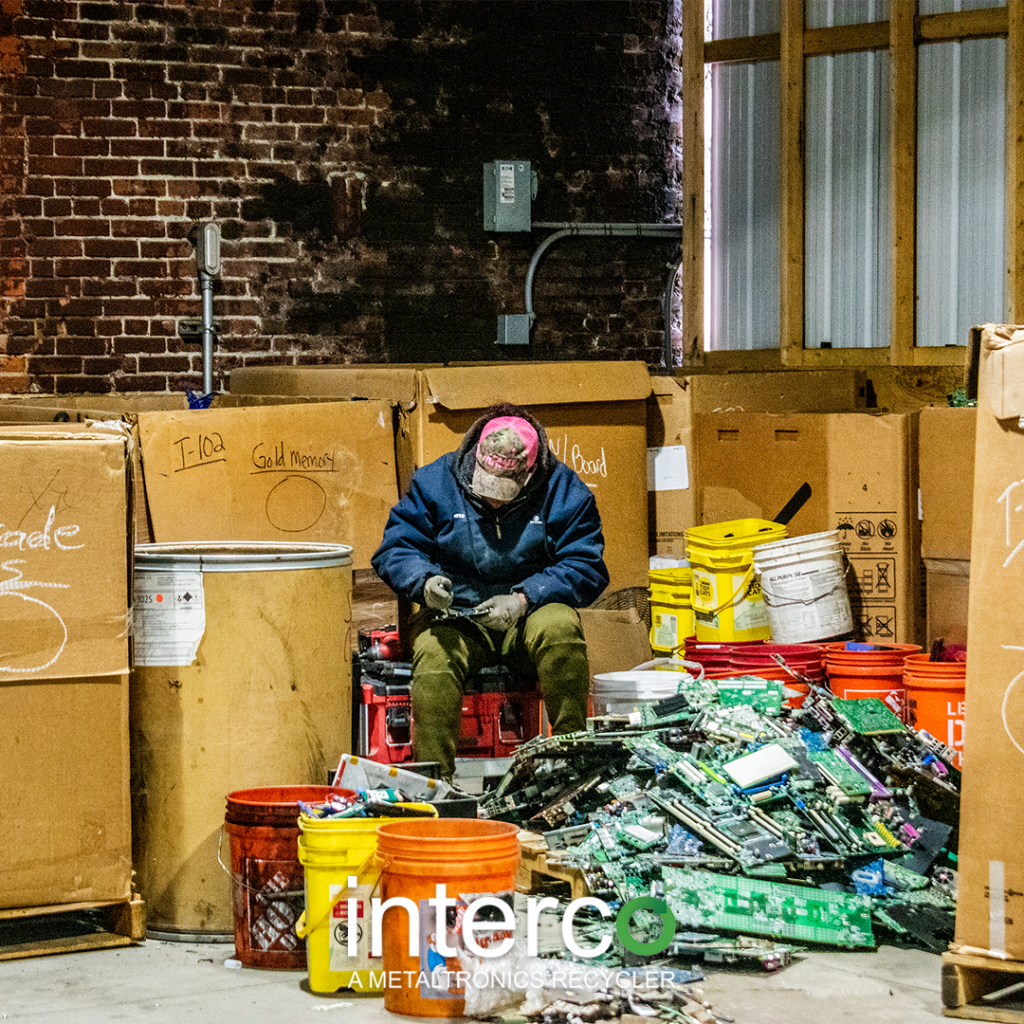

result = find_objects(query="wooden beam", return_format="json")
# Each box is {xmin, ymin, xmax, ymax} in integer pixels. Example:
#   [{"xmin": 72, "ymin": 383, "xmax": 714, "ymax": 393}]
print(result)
[
  {"xmin": 890, "ymin": 0, "xmax": 916, "ymax": 363},
  {"xmin": 704, "ymin": 33, "xmax": 780, "ymax": 65},
  {"xmin": 679, "ymin": 0, "xmax": 705, "ymax": 366},
  {"xmin": 918, "ymin": 7, "xmax": 1008, "ymax": 43},
  {"xmin": 780, "ymin": 0, "xmax": 805, "ymax": 366},
  {"xmin": 803, "ymin": 21, "xmax": 889, "ymax": 56},
  {"xmin": 1008, "ymin": 0, "xmax": 1024, "ymax": 323}
]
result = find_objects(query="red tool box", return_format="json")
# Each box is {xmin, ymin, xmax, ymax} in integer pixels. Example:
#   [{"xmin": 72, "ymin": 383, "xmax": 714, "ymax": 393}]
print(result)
[{"xmin": 360, "ymin": 679, "xmax": 544, "ymax": 764}]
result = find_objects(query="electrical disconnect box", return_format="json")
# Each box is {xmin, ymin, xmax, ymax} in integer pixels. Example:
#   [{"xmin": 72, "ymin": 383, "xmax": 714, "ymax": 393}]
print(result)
[{"xmin": 483, "ymin": 160, "xmax": 537, "ymax": 232}]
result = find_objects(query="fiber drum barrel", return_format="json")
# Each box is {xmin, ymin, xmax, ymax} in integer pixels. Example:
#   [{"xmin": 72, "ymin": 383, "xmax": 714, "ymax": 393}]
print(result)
[
  {"xmin": 375, "ymin": 819, "xmax": 521, "ymax": 1017},
  {"xmin": 751, "ymin": 530, "xmax": 853, "ymax": 644},
  {"xmin": 130, "ymin": 542, "xmax": 353, "ymax": 938},
  {"xmin": 686, "ymin": 519, "xmax": 787, "ymax": 642},
  {"xmin": 224, "ymin": 786, "xmax": 354, "ymax": 969}
]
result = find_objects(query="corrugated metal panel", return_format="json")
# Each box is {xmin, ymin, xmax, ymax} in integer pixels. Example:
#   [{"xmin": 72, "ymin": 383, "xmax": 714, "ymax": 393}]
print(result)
[
  {"xmin": 711, "ymin": 0, "xmax": 779, "ymax": 39},
  {"xmin": 708, "ymin": 60, "xmax": 781, "ymax": 351},
  {"xmin": 805, "ymin": 50, "xmax": 891, "ymax": 349},
  {"xmin": 916, "ymin": 38, "xmax": 1006, "ymax": 346},
  {"xmin": 806, "ymin": 0, "xmax": 889, "ymax": 30},
  {"xmin": 919, "ymin": 0, "xmax": 1003, "ymax": 15}
]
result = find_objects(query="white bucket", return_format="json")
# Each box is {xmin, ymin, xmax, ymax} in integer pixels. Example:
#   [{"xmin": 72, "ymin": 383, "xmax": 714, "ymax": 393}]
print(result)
[
  {"xmin": 751, "ymin": 530, "xmax": 853, "ymax": 644},
  {"xmin": 591, "ymin": 669, "xmax": 694, "ymax": 716}
]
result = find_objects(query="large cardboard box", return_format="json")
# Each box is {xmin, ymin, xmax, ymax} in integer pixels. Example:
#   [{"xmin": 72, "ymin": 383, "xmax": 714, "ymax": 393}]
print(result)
[
  {"xmin": 925, "ymin": 559, "xmax": 970, "ymax": 647},
  {"xmin": 0, "ymin": 423, "xmax": 132, "ymax": 679},
  {"xmin": 2, "ymin": 673, "xmax": 131, "ymax": 909},
  {"xmin": 955, "ymin": 324, "xmax": 1024, "ymax": 958},
  {"xmin": 407, "ymin": 362, "xmax": 652, "ymax": 592},
  {"xmin": 136, "ymin": 400, "xmax": 398, "ymax": 571},
  {"xmin": 0, "ymin": 422, "xmax": 132, "ymax": 909},
  {"xmin": 646, "ymin": 370, "xmax": 865, "ymax": 558},
  {"xmin": 919, "ymin": 406, "xmax": 976, "ymax": 561},
  {"xmin": 232, "ymin": 362, "xmax": 653, "ymax": 593},
  {"xmin": 695, "ymin": 412, "xmax": 922, "ymax": 645}
]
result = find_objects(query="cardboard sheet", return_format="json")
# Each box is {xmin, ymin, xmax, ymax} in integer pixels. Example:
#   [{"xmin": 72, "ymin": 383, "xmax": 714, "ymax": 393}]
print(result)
[{"xmin": 138, "ymin": 400, "xmax": 398, "ymax": 570}]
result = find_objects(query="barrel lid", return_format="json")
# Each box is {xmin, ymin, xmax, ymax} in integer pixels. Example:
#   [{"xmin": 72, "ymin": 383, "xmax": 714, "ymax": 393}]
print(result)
[{"xmin": 135, "ymin": 541, "xmax": 352, "ymax": 572}]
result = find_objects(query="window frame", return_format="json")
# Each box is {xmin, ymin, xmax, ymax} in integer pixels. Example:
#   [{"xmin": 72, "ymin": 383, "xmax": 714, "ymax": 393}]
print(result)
[{"xmin": 680, "ymin": 0, "xmax": 1024, "ymax": 371}]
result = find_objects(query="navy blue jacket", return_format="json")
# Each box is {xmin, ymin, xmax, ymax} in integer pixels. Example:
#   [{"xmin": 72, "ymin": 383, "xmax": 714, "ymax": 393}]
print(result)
[{"xmin": 371, "ymin": 411, "xmax": 608, "ymax": 613}]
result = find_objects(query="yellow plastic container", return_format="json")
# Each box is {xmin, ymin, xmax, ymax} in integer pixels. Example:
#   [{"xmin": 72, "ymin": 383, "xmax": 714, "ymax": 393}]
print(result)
[
  {"xmin": 295, "ymin": 804, "xmax": 437, "ymax": 994},
  {"xmin": 649, "ymin": 567, "xmax": 693, "ymax": 654},
  {"xmin": 686, "ymin": 519, "xmax": 786, "ymax": 642}
]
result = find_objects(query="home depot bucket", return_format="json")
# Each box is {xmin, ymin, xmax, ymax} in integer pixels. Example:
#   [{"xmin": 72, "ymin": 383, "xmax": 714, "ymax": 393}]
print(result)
[
  {"xmin": 649, "ymin": 567, "xmax": 694, "ymax": 654},
  {"xmin": 295, "ymin": 804, "xmax": 438, "ymax": 994},
  {"xmin": 752, "ymin": 530, "xmax": 853, "ymax": 643},
  {"xmin": 223, "ymin": 786, "xmax": 354, "ymax": 969},
  {"xmin": 903, "ymin": 654, "xmax": 966, "ymax": 767},
  {"xmin": 130, "ymin": 542, "xmax": 353, "ymax": 938},
  {"xmin": 375, "ymin": 819, "xmax": 521, "ymax": 1017},
  {"xmin": 686, "ymin": 519, "xmax": 787, "ymax": 642},
  {"xmin": 824, "ymin": 642, "xmax": 921, "ymax": 721}
]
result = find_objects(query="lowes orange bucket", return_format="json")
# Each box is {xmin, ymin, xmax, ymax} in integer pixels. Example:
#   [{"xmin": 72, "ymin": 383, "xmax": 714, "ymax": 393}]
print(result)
[
  {"xmin": 903, "ymin": 653, "xmax": 966, "ymax": 767},
  {"xmin": 375, "ymin": 818, "xmax": 520, "ymax": 1017}
]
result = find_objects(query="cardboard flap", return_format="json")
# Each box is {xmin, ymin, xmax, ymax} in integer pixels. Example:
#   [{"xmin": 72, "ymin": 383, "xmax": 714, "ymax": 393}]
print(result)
[
  {"xmin": 579, "ymin": 607, "xmax": 653, "ymax": 678},
  {"xmin": 421, "ymin": 361, "xmax": 652, "ymax": 410},
  {"xmin": 138, "ymin": 401, "xmax": 398, "ymax": 569},
  {"xmin": 230, "ymin": 365, "xmax": 421, "ymax": 403}
]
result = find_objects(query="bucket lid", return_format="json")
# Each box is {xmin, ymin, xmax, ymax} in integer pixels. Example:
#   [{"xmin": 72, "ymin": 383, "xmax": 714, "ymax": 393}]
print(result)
[
  {"xmin": 136, "ymin": 541, "xmax": 353, "ymax": 572},
  {"xmin": 686, "ymin": 519, "xmax": 787, "ymax": 547}
]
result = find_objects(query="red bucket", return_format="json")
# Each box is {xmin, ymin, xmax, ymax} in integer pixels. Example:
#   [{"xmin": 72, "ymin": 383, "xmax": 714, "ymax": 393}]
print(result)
[{"xmin": 224, "ymin": 786, "xmax": 355, "ymax": 970}]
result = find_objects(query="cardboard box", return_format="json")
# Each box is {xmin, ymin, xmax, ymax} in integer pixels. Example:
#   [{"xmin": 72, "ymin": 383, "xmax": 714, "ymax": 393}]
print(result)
[
  {"xmin": 1, "ymin": 672, "xmax": 131, "ymax": 909},
  {"xmin": 408, "ymin": 362, "xmax": 652, "ymax": 592},
  {"xmin": 645, "ymin": 370, "xmax": 864, "ymax": 559},
  {"xmin": 966, "ymin": 322, "xmax": 1024, "ymax": 418},
  {"xmin": 919, "ymin": 406, "xmax": 976, "ymax": 561},
  {"xmin": 924, "ymin": 558, "xmax": 970, "ymax": 647},
  {"xmin": 136, "ymin": 400, "xmax": 398, "ymax": 571},
  {"xmin": 954, "ymin": 392, "xmax": 1024, "ymax": 957},
  {"xmin": 0, "ymin": 423, "xmax": 132, "ymax": 680},
  {"xmin": 695, "ymin": 412, "xmax": 922, "ymax": 645}
]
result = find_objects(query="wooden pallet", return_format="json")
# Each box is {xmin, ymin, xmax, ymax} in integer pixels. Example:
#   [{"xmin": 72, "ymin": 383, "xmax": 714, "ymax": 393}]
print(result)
[
  {"xmin": 943, "ymin": 952, "xmax": 1024, "ymax": 1022},
  {"xmin": 516, "ymin": 830, "xmax": 590, "ymax": 900},
  {"xmin": 0, "ymin": 896, "xmax": 145, "ymax": 961}
]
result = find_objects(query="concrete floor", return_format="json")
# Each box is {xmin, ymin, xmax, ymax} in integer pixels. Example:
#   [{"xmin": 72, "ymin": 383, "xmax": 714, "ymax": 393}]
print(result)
[{"xmin": 0, "ymin": 936, "xmax": 949, "ymax": 1024}]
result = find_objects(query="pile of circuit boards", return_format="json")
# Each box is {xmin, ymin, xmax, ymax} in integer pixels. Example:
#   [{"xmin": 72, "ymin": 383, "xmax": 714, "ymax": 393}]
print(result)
[{"xmin": 480, "ymin": 675, "xmax": 960, "ymax": 968}]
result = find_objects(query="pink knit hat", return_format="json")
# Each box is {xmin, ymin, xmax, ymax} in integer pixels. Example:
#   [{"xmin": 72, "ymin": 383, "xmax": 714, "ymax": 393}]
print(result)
[{"xmin": 471, "ymin": 415, "xmax": 539, "ymax": 501}]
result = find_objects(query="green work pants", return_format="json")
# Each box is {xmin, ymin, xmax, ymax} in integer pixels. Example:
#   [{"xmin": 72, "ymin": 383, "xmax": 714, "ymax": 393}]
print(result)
[{"xmin": 409, "ymin": 602, "xmax": 591, "ymax": 782}]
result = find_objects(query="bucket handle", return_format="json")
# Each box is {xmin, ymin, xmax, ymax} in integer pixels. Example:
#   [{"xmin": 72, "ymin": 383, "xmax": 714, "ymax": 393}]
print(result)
[
  {"xmin": 216, "ymin": 827, "xmax": 305, "ymax": 899},
  {"xmin": 758, "ymin": 560, "xmax": 852, "ymax": 609},
  {"xmin": 694, "ymin": 562, "xmax": 756, "ymax": 616},
  {"xmin": 294, "ymin": 852, "xmax": 382, "ymax": 940}
]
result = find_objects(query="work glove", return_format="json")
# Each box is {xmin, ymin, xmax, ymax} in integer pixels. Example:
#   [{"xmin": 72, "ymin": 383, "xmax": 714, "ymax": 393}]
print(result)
[
  {"xmin": 423, "ymin": 575, "xmax": 453, "ymax": 611},
  {"xmin": 474, "ymin": 593, "xmax": 526, "ymax": 632}
]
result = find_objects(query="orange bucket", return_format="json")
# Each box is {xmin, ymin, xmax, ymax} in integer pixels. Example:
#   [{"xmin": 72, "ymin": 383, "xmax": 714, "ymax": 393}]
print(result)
[
  {"xmin": 903, "ymin": 654, "xmax": 966, "ymax": 767},
  {"xmin": 826, "ymin": 662, "xmax": 907, "ymax": 719},
  {"xmin": 375, "ymin": 818, "xmax": 520, "ymax": 1017},
  {"xmin": 223, "ymin": 786, "xmax": 355, "ymax": 970}
]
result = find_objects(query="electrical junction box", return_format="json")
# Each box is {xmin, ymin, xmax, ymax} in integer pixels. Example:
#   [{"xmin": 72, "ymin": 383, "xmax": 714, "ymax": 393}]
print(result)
[
  {"xmin": 497, "ymin": 313, "xmax": 531, "ymax": 346},
  {"xmin": 483, "ymin": 160, "xmax": 537, "ymax": 232}
]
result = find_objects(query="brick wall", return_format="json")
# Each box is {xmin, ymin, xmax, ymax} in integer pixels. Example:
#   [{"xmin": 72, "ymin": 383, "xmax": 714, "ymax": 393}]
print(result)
[{"xmin": 0, "ymin": 0, "xmax": 682, "ymax": 395}]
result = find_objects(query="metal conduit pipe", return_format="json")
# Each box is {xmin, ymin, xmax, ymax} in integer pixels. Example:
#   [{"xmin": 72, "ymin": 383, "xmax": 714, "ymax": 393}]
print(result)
[{"xmin": 525, "ymin": 223, "xmax": 683, "ymax": 363}]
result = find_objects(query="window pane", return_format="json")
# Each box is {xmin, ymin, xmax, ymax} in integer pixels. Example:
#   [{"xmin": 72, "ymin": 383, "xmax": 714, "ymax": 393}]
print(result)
[
  {"xmin": 917, "ymin": 38, "xmax": 1006, "ymax": 346},
  {"xmin": 806, "ymin": 0, "xmax": 889, "ymax": 29},
  {"xmin": 710, "ymin": 0, "xmax": 779, "ymax": 40},
  {"xmin": 919, "ymin": 0, "xmax": 1003, "ymax": 14},
  {"xmin": 707, "ymin": 61, "xmax": 781, "ymax": 351},
  {"xmin": 805, "ymin": 50, "xmax": 891, "ymax": 349}
]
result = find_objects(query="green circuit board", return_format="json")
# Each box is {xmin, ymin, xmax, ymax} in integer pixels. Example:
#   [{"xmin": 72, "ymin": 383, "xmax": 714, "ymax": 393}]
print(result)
[{"xmin": 663, "ymin": 867, "xmax": 876, "ymax": 948}]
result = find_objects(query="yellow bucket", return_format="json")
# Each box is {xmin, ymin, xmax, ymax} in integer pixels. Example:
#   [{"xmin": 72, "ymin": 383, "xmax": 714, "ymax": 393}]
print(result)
[
  {"xmin": 295, "ymin": 804, "xmax": 437, "ymax": 994},
  {"xmin": 686, "ymin": 519, "xmax": 787, "ymax": 642},
  {"xmin": 649, "ymin": 568, "xmax": 693, "ymax": 654}
]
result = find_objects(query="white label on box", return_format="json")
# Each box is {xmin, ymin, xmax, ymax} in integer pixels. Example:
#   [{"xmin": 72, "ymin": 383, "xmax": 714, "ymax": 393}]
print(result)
[
  {"xmin": 647, "ymin": 445, "xmax": 689, "ymax": 491},
  {"xmin": 133, "ymin": 569, "xmax": 206, "ymax": 666}
]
